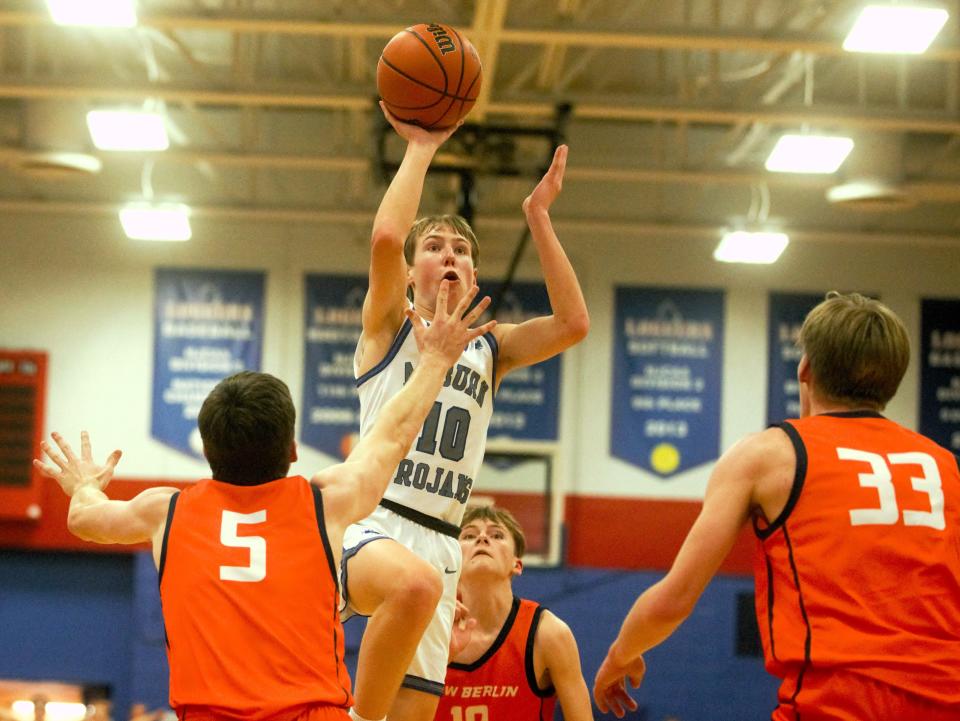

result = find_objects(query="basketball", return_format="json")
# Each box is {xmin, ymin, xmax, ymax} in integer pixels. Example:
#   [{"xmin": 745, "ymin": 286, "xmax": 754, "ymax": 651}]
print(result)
[{"xmin": 377, "ymin": 23, "xmax": 483, "ymax": 129}]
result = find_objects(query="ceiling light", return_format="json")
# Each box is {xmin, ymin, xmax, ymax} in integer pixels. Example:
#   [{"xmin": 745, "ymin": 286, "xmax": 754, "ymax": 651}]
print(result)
[
  {"xmin": 120, "ymin": 203, "xmax": 192, "ymax": 241},
  {"xmin": 87, "ymin": 110, "xmax": 169, "ymax": 151},
  {"xmin": 714, "ymin": 231, "xmax": 789, "ymax": 264},
  {"xmin": 843, "ymin": 5, "xmax": 948, "ymax": 54},
  {"xmin": 765, "ymin": 134, "xmax": 854, "ymax": 174},
  {"xmin": 46, "ymin": 0, "xmax": 137, "ymax": 28}
]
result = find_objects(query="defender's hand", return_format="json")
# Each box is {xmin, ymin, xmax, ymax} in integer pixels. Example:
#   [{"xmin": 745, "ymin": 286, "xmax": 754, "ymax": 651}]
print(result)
[
  {"xmin": 593, "ymin": 649, "xmax": 645, "ymax": 718},
  {"xmin": 34, "ymin": 431, "xmax": 122, "ymax": 497},
  {"xmin": 407, "ymin": 281, "xmax": 496, "ymax": 367},
  {"xmin": 449, "ymin": 597, "xmax": 477, "ymax": 660}
]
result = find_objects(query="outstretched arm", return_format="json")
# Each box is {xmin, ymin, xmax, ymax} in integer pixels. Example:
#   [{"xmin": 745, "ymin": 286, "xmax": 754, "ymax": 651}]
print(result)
[
  {"xmin": 593, "ymin": 432, "xmax": 778, "ymax": 717},
  {"xmin": 362, "ymin": 104, "xmax": 463, "ymax": 343},
  {"xmin": 316, "ymin": 281, "xmax": 496, "ymax": 527},
  {"xmin": 34, "ymin": 431, "xmax": 176, "ymax": 545},
  {"xmin": 495, "ymin": 145, "xmax": 589, "ymax": 381},
  {"xmin": 537, "ymin": 611, "xmax": 594, "ymax": 721}
]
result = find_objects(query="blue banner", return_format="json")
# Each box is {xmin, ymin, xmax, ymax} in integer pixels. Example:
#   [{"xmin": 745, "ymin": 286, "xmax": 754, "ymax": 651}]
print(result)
[
  {"xmin": 481, "ymin": 281, "xmax": 560, "ymax": 441},
  {"xmin": 301, "ymin": 274, "xmax": 366, "ymax": 458},
  {"xmin": 767, "ymin": 293, "xmax": 823, "ymax": 425},
  {"xmin": 152, "ymin": 268, "xmax": 264, "ymax": 458},
  {"xmin": 920, "ymin": 298, "xmax": 960, "ymax": 452},
  {"xmin": 611, "ymin": 287, "xmax": 724, "ymax": 476}
]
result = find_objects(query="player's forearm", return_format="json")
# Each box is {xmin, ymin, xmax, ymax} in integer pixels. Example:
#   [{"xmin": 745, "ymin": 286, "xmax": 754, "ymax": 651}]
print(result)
[
  {"xmin": 352, "ymin": 354, "xmax": 450, "ymax": 504},
  {"xmin": 67, "ymin": 484, "xmax": 112, "ymax": 541},
  {"xmin": 608, "ymin": 581, "xmax": 693, "ymax": 664},
  {"xmin": 372, "ymin": 142, "xmax": 437, "ymax": 244},
  {"xmin": 525, "ymin": 207, "xmax": 589, "ymax": 339}
]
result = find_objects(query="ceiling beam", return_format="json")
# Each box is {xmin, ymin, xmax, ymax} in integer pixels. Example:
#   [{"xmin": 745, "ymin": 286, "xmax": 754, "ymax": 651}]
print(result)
[
  {"xmin": 3, "ymin": 81, "xmax": 960, "ymax": 134},
  {"xmin": 3, "ymin": 11, "xmax": 960, "ymax": 61},
  {"xmin": 3, "ymin": 145, "xmax": 960, "ymax": 202},
  {"xmin": 1, "ymin": 196, "xmax": 957, "ymax": 247}
]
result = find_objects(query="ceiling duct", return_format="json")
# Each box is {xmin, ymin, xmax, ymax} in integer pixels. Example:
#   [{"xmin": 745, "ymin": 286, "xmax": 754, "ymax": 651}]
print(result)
[
  {"xmin": 13, "ymin": 100, "xmax": 101, "ymax": 181},
  {"xmin": 826, "ymin": 133, "xmax": 914, "ymax": 212}
]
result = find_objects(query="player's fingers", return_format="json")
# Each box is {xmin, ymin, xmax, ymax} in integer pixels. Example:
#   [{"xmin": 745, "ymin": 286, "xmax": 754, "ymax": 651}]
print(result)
[
  {"xmin": 452, "ymin": 284, "xmax": 479, "ymax": 319},
  {"xmin": 462, "ymin": 293, "xmax": 490, "ymax": 325},
  {"xmin": 52, "ymin": 432, "xmax": 78, "ymax": 464},
  {"xmin": 466, "ymin": 320, "xmax": 497, "ymax": 341},
  {"xmin": 436, "ymin": 279, "xmax": 451, "ymax": 315},
  {"xmin": 33, "ymin": 458, "xmax": 60, "ymax": 479},
  {"xmin": 41, "ymin": 440, "xmax": 67, "ymax": 470},
  {"xmin": 104, "ymin": 449, "xmax": 123, "ymax": 473},
  {"xmin": 80, "ymin": 430, "xmax": 93, "ymax": 461},
  {"xmin": 404, "ymin": 307, "xmax": 425, "ymax": 328}
]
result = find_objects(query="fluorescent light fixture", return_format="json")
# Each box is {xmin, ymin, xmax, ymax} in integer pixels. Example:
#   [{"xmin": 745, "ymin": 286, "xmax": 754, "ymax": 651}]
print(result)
[
  {"xmin": 46, "ymin": 0, "xmax": 137, "ymax": 28},
  {"xmin": 765, "ymin": 134, "xmax": 854, "ymax": 174},
  {"xmin": 12, "ymin": 701, "xmax": 87, "ymax": 721},
  {"xmin": 843, "ymin": 5, "xmax": 948, "ymax": 54},
  {"xmin": 87, "ymin": 110, "xmax": 169, "ymax": 151},
  {"xmin": 120, "ymin": 203, "xmax": 192, "ymax": 241},
  {"xmin": 715, "ymin": 231, "xmax": 789, "ymax": 264}
]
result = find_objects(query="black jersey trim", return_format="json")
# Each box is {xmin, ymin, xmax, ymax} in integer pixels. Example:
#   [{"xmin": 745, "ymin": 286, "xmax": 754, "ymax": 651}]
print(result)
[
  {"xmin": 484, "ymin": 330, "xmax": 499, "ymax": 398},
  {"xmin": 311, "ymin": 483, "xmax": 339, "ymax": 583},
  {"xmin": 525, "ymin": 604, "xmax": 556, "ymax": 698},
  {"xmin": 754, "ymin": 422, "xmax": 807, "ymax": 540},
  {"xmin": 764, "ymin": 553, "xmax": 777, "ymax": 662},
  {"xmin": 379, "ymin": 498, "xmax": 460, "ymax": 538},
  {"xmin": 309, "ymin": 482, "xmax": 352, "ymax": 706},
  {"xmin": 157, "ymin": 491, "xmax": 180, "ymax": 653},
  {"xmin": 820, "ymin": 410, "xmax": 885, "ymax": 419},
  {"xmin": 783, "ymin": 524, "xmax": 812, "ymax": 710},
  {"xmin": 356, "ymin": 318, "xmax": 413, "ymax": 388},
  {"xmin": 157, "ymin": 491, "xmax": 180, "ymax": 586},
  {"xmin": 449, "ymin": 596, "xmax": 522, "ymax": 672},
  {"xmin": 401, "ymin": 674, "xmax": 445, "ymax": 697}
]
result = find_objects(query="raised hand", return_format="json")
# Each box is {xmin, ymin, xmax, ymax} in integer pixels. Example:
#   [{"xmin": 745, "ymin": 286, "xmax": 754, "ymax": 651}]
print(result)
[
  {"xmin": 33, "ymin": 431, "xmax": 122, "ymax": 497},
  {"xmin": 593, "ymin": 651, "xmax": 646, "ymax": 718},
  {"xmin": 406, "ymin": 280, "xmax": 496, "ymax": 367},
  {"xmin": 449, "ymin": 596, "xmax": 477, "ymax": 660},
  {"xmin": 380, "ymin": 100, "xmax": 463, "ymax": 149},
  {"xmin": 522, "ymin": 144, "xmax": 568, "ymax": 215}
]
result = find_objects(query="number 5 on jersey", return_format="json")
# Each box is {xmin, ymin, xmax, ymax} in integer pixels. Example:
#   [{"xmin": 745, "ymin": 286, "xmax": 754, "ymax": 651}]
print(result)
[{"xmin": 220, "ymin": 509, "xmax": 267, "ymax": 582}]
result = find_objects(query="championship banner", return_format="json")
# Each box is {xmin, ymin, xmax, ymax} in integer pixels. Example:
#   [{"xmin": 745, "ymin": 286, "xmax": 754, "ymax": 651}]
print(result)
[
  {"xmin": 920, "ymin": 298, "xmax": 960, "ymax": 452},
  {"xmin": 767, "ymin": 293, "xmax": 822, "ymax": 425},
  {"xmin": 611, "ymin": 286, "xmax": 724, "ymax": 476},
  {"xmin": 301, "ymin": 274, "xmax": 366, "ymax": 458},
  {"xmin": 152, "ymin": 268, "xmax": 265, "ymax": 458},
  {"xmin": 481, "ymin": 281, "xmax": 561, "ymax": 441}
]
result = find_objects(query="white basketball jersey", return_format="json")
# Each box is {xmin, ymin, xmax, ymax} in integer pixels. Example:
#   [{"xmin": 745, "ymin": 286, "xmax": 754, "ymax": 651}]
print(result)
[{"xmin": 355, "ymin": 317, "xmax": 498, "ymax": 525}]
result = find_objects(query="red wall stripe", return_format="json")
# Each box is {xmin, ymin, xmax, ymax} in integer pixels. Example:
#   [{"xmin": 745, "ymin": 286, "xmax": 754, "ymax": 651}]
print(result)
[
  {"xmin": 564, "ymin": 495, "xmax": 756, "ymax": 575},
  {"xmin": 0, "ymin": 481, "xmax": 756, "ymax": 576}
]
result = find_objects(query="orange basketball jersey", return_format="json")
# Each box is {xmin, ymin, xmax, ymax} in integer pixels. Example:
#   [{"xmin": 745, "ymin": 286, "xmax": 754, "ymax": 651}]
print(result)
[
  {"xmin": 436, "ymin": 597, "xmax": 557, "ymax": 721},
  {"xmin": 754, "ymin": 411, "xmax": 960, "ymax": 716},
  {"xmin": 159, "ymin": 476, "xmax": 353, "ymax": 721}
]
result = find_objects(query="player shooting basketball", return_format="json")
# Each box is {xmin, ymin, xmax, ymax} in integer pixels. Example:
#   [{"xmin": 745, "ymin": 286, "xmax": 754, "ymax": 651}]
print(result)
[{"xmin": 338, "ymin": 102, "xmax": 589, "ymax": 721}]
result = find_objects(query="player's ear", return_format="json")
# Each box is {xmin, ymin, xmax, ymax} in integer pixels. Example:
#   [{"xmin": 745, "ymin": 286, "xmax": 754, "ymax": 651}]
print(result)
[
  {"xmin": 512, "ymin": 558, "xmax": 523, "ymax": 577},
  {"xmin": 797, "ymin": 354, "xmax": 811, "ymax": 384},
  {"xmin": 289, "ymin": 441, "xmax": 298, "ymax": 463}
]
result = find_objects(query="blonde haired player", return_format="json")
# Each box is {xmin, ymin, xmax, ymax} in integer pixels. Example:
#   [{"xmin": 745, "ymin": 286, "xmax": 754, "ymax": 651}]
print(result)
[{"xmin": 340, "ymin": 103, "xmax": 589, "ymax": 721}]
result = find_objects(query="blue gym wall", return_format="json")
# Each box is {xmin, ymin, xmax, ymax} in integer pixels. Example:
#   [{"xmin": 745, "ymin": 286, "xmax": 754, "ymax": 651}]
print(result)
[{"xmin": 0, "ymin": 551, "xmax": 778, "ymax": 721}]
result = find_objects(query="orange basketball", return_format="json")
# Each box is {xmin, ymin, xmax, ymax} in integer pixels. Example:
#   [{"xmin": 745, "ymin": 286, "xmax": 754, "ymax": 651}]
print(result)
[{"xmin": 377, "ymin": 23, "xmax": 483, "ymax": 130}]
